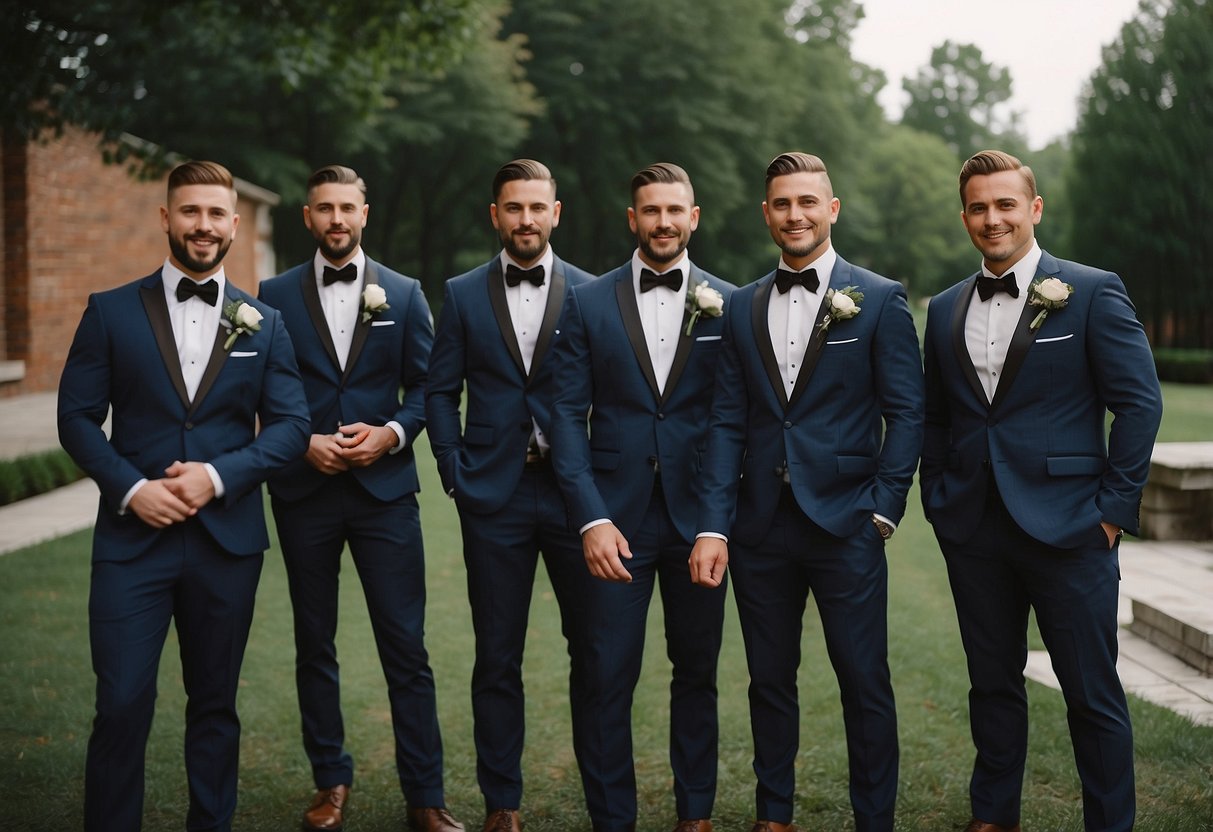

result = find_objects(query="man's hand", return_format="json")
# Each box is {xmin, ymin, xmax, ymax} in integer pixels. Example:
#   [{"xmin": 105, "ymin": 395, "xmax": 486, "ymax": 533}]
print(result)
[
  {"xmin": 335, "ymin": 423, "xmax": 396, "ymax": 468},
  {"xmin": 1101, "ymin": 521, "xmax": 1122, "ymax": 550},
  {"xmin": 582, "ymin": 522, "xmax": 634, "ymax": 582},
  {"xmin": 127, "ymin": 479, "xmax": 195, "ymax": 528},
  {"xmin": 689, "ymin": 537, "xmax": 729, "ymax": 587},
  {"xmin": 162, "ymin": 461, "xmax": 216, "ymax": 510},
  {"xmin": 305, "ymin": 433, "xmax": 351, "ymax": 474}
]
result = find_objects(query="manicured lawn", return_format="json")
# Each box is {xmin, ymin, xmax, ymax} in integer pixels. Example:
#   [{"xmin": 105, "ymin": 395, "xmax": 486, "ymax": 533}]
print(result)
[{"xmin": 2, "ymin": 388, "xmax": 1211, "ymax": 830}]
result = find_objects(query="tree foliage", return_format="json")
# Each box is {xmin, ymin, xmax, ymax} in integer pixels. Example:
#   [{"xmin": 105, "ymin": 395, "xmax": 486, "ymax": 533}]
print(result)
[
  {"xmin": 901, "ymin": 40, "xmax": 1027, "ymax": 161},
  {"xmin": 1067, "ymin": 0, "xmax": 1213, "ymax": 347}
]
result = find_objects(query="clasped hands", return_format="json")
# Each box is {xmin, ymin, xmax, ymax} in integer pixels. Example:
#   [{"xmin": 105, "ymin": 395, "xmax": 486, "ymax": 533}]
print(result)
[
  {"xmin": 128, "ymin": 461, "xmax": 215, "ymax": 529},
  {"xmin": 306, "ymin": 422, "xmax": 397, "ymax": 475}
]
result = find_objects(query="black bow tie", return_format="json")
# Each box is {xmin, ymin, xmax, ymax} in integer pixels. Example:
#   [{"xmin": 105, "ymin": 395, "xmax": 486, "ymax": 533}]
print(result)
[
  {"xmin": 976, "ymin": 272, "xmax": 1019, "ymax": 301},
  {"xmin": 774, "ymin": 267, "xmax": 819, "ymax": 294},
  {"xmin": 176, "ymin": 277, "xmax": 219, "ymax": 306},
  {"xmin": 639, "ymin": 267, "xmax": 683, "ymax": 293},
  {"xmin": 322, "ymin": 262, "xmax": 358, "ymax": 286},
  {"xmin": 505, "ymin": 264, "xmax": 546, "ymax": 287}
]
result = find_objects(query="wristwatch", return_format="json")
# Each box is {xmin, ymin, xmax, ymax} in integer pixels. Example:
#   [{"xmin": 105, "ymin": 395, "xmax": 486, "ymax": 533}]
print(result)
[{"xmin": 872, "ymin": 516, "xmax": 894, "ymax": 540}]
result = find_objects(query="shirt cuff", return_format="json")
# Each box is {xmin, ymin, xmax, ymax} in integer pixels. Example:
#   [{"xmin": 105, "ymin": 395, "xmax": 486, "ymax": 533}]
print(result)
[
  {"xmin": 873, "ymin": 513, "xmax": 896, "ymax": 532},
  {"xmin": 205, "ymin": 463, "xmax": 225, "ymax": 499},
  {"xmin": 696, "ymin": 531, "xmax": 728, "ymax": 542},
  {"xmin": 119, "ymin": 478, "xmax": 149, "ymax": 514},
  {"xmin": 386, "ymin": 421, "xmax": 406, "ymax": 454},
  {"xmin": 579, "ymin": 518, "xmax": 611, "ymax": 535}
]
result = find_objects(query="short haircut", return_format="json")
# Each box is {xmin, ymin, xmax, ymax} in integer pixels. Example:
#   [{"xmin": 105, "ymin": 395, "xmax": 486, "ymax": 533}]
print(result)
[
  {"xmin": 630, "ymin": 162, "xmax": 694, "ymax": 202},
  {"xmin": 492, "ymin": 159, "xmax": 556, "ymax": 201},
  {"xmin": 764, "ymin": 152, "xmax": 829, "ymax": 190},
  {"xmin": 307, "ymin": 164, "xmax": 368, "ymax": 198},
  {"xmin": 167, "ymin": 161, "xmax": 234, "ymax": 198},
  {"xmin": 959, "ymin": 150, "xmax": 1037, "ymax": 206}
]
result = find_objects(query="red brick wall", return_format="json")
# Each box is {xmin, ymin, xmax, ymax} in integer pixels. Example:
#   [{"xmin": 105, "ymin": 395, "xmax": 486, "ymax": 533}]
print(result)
[{"xmin": 1, "ymin": 127, "xmax": 276, "ymax": 397}]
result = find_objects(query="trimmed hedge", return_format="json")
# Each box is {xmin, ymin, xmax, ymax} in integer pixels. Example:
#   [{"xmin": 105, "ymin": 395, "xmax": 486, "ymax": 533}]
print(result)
[
  {"xmin": 0, "ymin": 448, "xmax": 85, "ymax": 507},
  {"xmin": 1153, "ymin": 348, "xmax": 1213, "ymax": 384}
]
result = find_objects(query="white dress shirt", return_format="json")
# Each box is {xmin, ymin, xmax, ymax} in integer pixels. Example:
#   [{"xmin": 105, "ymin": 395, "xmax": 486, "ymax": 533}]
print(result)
[
  {"xmin": 631, "ymin": 249, "xmax": 690, "ymax": 394},
  {"xmin": 965, "ymin": 241, "xmax": 1041, "ymax": 402},
  {"xmin": 500, "ymin": 247, "xmax": 555, "ymax": 450},
  {"xmin": 767, "ymin": 244, "xmax": 836, "ymax": 399}
]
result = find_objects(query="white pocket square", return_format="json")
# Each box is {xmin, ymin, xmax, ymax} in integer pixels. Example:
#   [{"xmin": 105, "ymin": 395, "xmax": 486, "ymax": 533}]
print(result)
[
  {"xmin": 230, "ymin": 350, "xmax": 258, "ymax": 357},
  {"xmin": 1035, "ymin": 333, "xmax": 1074, "ymax": 343},
  {"xmin": 371, "ymin": 320, "xmax": 396, "ymax": 327},
  {"xmin": 825, "ymin": 337, "xmax": 859, "ymax": 345},
  {"xmin": 695, "ymin": 335, "xmax": 721, "ymax": 342}
]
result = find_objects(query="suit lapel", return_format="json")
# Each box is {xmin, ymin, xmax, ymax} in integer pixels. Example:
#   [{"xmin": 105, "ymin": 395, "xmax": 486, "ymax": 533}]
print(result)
[
  {"xmin": 615, "ymin": 273, "xmax": 661, "ymax": 401},
  {"xmin": 342, "ymin": 259, "xmax": 376, "ymax": 383},
  {"xmin": 991, "ymin": 269, "xmax": 1049, "ymax": 411},
  {"xmin": 950, "ymin": 275, "xmax": 989, "ymax": 407},
  {"xmin": 751, "ymin": 275, "xmax": 789, "ymax": 410},
  {"xmin": 140, "ymin": 276, "xmax": 190, "ymax": 410},
  {"xmin": 786, "ymin": 290, "xmax": 831, "ymax": 411},
  {"xmin": 301, "ymin": 265, "xmax": 342, "ymax": 372},
  {"xmin": 189, "ymin": 296, "xmax": 232, "ymax": 417},
  {"xmin": 528, "ymin": 258, "xmax": 567, "ymax": 384},
  {"xmin": 486, "ymin": 258, "xmax": 528, "ymax": 379},
  {"xmin": 661, "ymin": 270, "xmax": 696, "ymax": 406}
]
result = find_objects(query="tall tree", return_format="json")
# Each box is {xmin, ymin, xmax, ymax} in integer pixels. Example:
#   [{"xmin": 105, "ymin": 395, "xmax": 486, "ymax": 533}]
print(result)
[
  {"xmin": 901, "ymin": 40, "xmax": 1027, "ymax": 160},
  {"xmin": 1067, "ymin": 0, "xmax": 1213, "ymax": 347}
]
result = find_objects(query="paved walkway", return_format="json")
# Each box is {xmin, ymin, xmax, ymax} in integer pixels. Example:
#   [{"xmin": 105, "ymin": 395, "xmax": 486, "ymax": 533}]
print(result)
[{"xmin": 2, "ymin": 392, "xmax": 1211, "ymax": 727}]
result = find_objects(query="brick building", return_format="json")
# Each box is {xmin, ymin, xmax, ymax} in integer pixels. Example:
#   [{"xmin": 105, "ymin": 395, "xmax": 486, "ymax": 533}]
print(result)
[{"xmin": 1, "ymin": 126, "xmax": 279, "ymax": 397}]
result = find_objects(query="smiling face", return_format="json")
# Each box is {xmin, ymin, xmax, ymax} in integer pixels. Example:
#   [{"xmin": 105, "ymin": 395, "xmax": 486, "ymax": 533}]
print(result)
[
  {"xmin": 961, "ymin": 169, "xmax": 1043, "ymax": 275},
  {"xmin": 304, "ymin": 182, "xmax": 368, "ymax": 265},
  {"xmin": 490, "ymin": 177, "xmax": 561, "ymax": 268},
  {"xmin": 762, "ymin": 171, "xmax": 839, "ymax": 269},
  {"xmin": 160, "ymin": 183, "xmax": 239, "ymax": 279},
  {"xmin": 628, "ymin": 181, "xmax": 699, "ymax": 269}
]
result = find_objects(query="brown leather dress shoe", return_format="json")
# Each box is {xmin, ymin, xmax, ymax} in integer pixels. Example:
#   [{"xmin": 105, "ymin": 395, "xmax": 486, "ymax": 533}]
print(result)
[
  {"xmin": 749, "ymin": 822, "xmax": 800, "ymax": 832},
  {"xmin": 303, "ymin": 785, "xmax": 350, "ymax": 831},
  {"xmin": 407, "ymin": 806, "xmax": 466, "ymax": 832},
  {"xmin": 963, "ymin": 820, "xmax": 1021, "ymax": 832},
  {"xmin": 672, "ymin": 820, "xmax": 713, "ymax": 832},
  {"xmin": 483, "ymin": 808, "xmax": 522, "ymax": 832}
]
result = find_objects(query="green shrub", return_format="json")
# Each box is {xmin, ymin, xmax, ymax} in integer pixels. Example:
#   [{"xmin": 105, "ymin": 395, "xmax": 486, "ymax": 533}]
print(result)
[
  {"xmin": 1153, "ymin": 348, "xmax": 1213, "ymax": 384},
  {"xmin": 0, "ymin": 448, "xmax": 85, "ymax": 507}
]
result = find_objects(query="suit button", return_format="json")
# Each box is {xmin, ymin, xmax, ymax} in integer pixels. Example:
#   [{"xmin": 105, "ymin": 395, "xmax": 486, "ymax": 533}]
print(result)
[
  {"xmin": 981, "ymin": 458, "xmax": 990, "ymax": 469},
  {"xmin": 783, "ymin": 421, "xmax": 792, "ymax": 429},
  {"xmin": 185, "ymin": 422, "xmax": 194, "ymax": 430},
  {"xmin": 647, "ymin": 455, "xmax": 658, "ymax": 466},
  {"xmin": 656, "ymin": 412, "xmax": 665, "ymax": 420}
]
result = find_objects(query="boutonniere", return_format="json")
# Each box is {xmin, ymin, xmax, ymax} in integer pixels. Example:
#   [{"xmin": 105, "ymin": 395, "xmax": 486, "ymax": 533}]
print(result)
[
  {"xmin": 819, "ymin": 286, "xmax": 863, "ymax": 333},
  {"xmin": 1027, "ymin": 277, "xmax": 1073, "ymax": 331},
  {"xmin": 221, "ymin": 300, "xmax": 263, "ymax": 351},
  {"xmin": 361, "ymin": 283, "xmax": 390, "ymax": 323},
  {"xmin": 684, "ymin": 279, "xmax": 725, "ymax": 336}
]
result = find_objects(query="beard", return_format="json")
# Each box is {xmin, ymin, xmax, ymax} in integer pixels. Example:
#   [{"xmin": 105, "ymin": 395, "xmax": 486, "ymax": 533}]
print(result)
[
  {"xmin": 500, "ymin": 225, "xmax": 548, "ymax": 263},
  {"xmin": 168, "ymin": 231, "xmax": 232, "ymax": 274},
  {"xmin": 775, "ymin": 227, "xmax": 826, "ymax": 261},
  {"xmin": 639, "ymin": 229, "xmax": 687, "ymax": 265},
  {"xmin": 316, "ymin": 226, "xmax": 362, "ymax": 262}
]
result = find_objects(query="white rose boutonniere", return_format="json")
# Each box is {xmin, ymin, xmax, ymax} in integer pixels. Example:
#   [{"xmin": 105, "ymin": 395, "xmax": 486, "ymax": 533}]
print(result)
[
  {"xmin": 1027, "ymin": 277, "xmax": 1074, "ymax": 331},
  {"xmin": 361, "ymin": 284, "xmax": 390, "ymax": 323},
  {"xmin": 684, "ymin": 279, "xmax": 725, "ymax": 336},
  {"xmin": 222, "ymin": 300, "xmax": 263, "ymax": 351},
  {"xmin": 819, "ymin": 286, "xmax": 863, "ymax": 334}
]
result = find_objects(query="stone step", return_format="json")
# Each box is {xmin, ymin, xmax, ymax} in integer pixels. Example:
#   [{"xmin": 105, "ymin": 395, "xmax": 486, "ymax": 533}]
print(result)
[{"xmin": 1119, "ymin": 540, "xmax": 1213, "ymax": 677}]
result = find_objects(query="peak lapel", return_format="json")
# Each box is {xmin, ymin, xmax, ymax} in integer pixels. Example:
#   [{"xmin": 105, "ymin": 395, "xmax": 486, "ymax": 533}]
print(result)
[
  {"xmin": 140, "ymin": 277, "xmax": 190, "ymax": 410},
  {"xmin": 486, "ymin": 258, "xmax": 528, "ymax": 379},
  {"xmin": 661, "ymin": 271, "xmax": 697, "ymax": 406},
  {"xmin": 786, "ymin": 291, "xmax": 832, "ymax": 412},
  {"xmin": 950, "ymin": 276, "xmax": 989, "ymax": 408},
  {"xmin": 301, "ymin": 265, "xmax": 342, "ymax": 372},
  {"xmin": 342, "ymin": 260, "xmax": 376, "ymax": 383},
  {"xmin": 751, "ymin": 275, "xmax": 789, "ymax": 411},
  {"xmin": 528, "ymin": 259, "xmax": 567, "ymax": 384},
  {"xmin": 189, "ymin": 296, "xmax": 233, "ymax": 417},
  {"xmin": 990, "ymin": 276, "xmax": 1047, "ymax": 411},
  {"xmin": 615, "ymin": 273, "xmax": 661, "ymax": 401}
]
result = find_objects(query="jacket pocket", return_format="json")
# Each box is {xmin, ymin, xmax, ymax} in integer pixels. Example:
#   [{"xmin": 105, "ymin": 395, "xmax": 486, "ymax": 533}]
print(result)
[
  {"xmin": 591, "ymin": 448, "xmax": 620, "ymax": 471},
  {"xmin": 1046, "ymin": 455, "xmax": 1105, "ymax": 476},
  {"xmin": 464, "ymin": 423, "xmax": 494, "ymax": 446},
  {"xmin": 837, "ymin": 455, "xmax": 877, "ymax": 475}
]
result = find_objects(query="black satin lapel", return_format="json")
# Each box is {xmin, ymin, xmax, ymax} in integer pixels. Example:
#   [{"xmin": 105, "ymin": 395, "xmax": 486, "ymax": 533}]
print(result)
[
  {"xmin": 189, "ymin": 306, "xmax": 231, "ymax": 417},
  {"xmin": 140, "ymin": 282, "xmax": 190, "ymax": 409},
  {"xmin": 487, "ymin": 259, "xmax": 527, "ymax": 379},
  {"xmin": 951, "ymin": 277, "xmax": 989, "ymax": 407},
  {"xmin": 528, "ymin": 262, "xmax": 566, "ymax": 384},
  {"xmin": 751, "ymin": 277, "xmax": 789, "ymax": 410},
  {"xmin": 990, "ymin": 296, "xmax": 1040, "ymax": 411},
  {"xmin": 662, "ymin": 314, "xmax": 695, "ymax": 407},
  {"xmin": 302, "ymin": 267, "xmax": 342, "ymax": 371},
  {"xmin": 786, "ymin": 292, "xmax": 831, "ymax": 411},
  {"xmin": 615, "ymin": 275, "xmax": 661, "ymax": 401},
  {"xmin": 342, "ymin": 261, "xmax": 374, "ymax": 383}
]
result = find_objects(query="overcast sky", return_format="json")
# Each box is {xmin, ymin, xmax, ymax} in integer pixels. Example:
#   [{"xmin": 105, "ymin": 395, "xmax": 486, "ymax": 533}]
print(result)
[{"xmin": 849, "ymin": 0, "xmax": 1145, "ymax": 149}]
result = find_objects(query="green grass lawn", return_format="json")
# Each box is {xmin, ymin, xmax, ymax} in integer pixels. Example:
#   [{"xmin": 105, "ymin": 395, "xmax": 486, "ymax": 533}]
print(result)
[{"xmin": 2, "ymin": 385, "xmax": 1211, "ymax": 830}]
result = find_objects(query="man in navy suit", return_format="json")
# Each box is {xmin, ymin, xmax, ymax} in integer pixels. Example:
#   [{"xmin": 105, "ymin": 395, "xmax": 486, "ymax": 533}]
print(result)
[
  {"xmin": 258, "ymin": 166, "xmax": 461, "ymax": 832},
  {"xmin": 549, "ymin": 162, "xmax": 735, "ymax": 832},
  {"xmin": 691, "ymin": 152, "xmax": 924, "ymax": 832},
  {"xmin": 58, "ymin": 161, "xmax": 310, "ymax": 832},
  {"xmin": 427, "ymin": 159, "xmax": 597, "ymax": 832},
  {"xmin": 920, "ymin": 150, "xmax": 1162, "ymax": 832}
]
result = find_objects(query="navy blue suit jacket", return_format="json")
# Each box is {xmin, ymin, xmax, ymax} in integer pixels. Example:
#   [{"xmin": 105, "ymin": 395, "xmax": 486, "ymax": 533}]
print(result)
[
  {"xmin": 427, "ymin": 255, "xmax": 595, "ymax": 516},
  {"xmin": 258, "ymin": 258, "xmax": 433, "ymax": 503},
  {"xmin": 920, "ymin": 251, "xmax": 1162, "ymax": 548},
  {"xmin": 58, "ymin": 270, "xmax": 311, "ymax": 559},
  {"xmin": 697, "ymin": 257, "xmax": 924, "ymax": 545},
  {"xmin": 549, "ymin": 263, "xmax": 735, "ymax": 543}
]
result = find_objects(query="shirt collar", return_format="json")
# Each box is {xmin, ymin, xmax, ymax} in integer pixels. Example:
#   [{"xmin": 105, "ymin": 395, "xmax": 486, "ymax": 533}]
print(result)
[
  {"xmin": 981, "ymin": 240, "xmax": 1041, "ymax": 293},
  {"xmin": 162, "ymin": 258, "xmax": 227, "ymax": 305},
  {"xmin": 313, "ymin": 248, "xmax": 367, "ymax": 285},
  {"xmin": 631, "ymin": 249, "xmax": 690, "ymax": 293},
  {"xmin": 777, "ymin": 241, "xmax": 836, "ymax": 290},
  {"xmin": 499, "ymin": 245, "xmax": 555, "ymax": 282}
]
